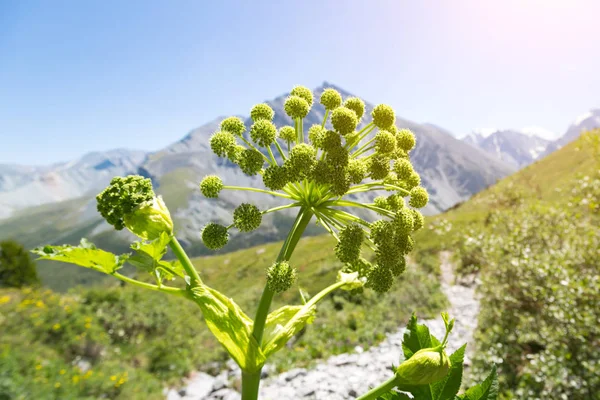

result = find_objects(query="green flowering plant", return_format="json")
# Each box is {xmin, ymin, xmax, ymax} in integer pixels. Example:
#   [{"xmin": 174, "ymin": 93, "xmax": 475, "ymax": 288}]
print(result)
[{"xmin": 32, "ymin": 85, "xmax": 497, "ymax": 399}]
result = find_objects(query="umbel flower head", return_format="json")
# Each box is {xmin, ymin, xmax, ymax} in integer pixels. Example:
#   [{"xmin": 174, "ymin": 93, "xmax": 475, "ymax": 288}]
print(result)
[
  {"xmin": 200, "ymin": 85, "xmax": 427, "ymax": 293},
  {"xmin": 96, "ymin": 175, "xmax": 173, "ymax": 240}
]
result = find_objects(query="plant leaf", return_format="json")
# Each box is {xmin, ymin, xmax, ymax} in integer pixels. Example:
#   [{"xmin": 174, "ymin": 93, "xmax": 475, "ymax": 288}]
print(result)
[
  {"xmin": 191, "ymin": 285, "xmax": 265, "ymax": 373},
  {"xmin": 402, "ymin": 312, "xmax": 434, "ymax": 359},
  {"xmin": 377, "ymin": 391, "xmax": 412, "ymax": 399},
  {"xmin": 431, "ymin": 344, "xmax": 466, "ymax": 400},
  {"xmin": 262, "ymin": 303, "xmax": 317, "ymax": 358},
  {"xmin": 127, "ymin": 232, "xmax": 184, "ymax": 281},
  {"xmin": 32, "ymin": 239, "xmax": 127, "ymax": 275},
  {"xmin": 458, "ymin": 365, "xmax": 498, "ymax": 400}
]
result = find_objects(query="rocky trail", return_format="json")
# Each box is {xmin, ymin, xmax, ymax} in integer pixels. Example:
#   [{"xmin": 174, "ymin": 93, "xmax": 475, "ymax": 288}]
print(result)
[{"xmin": 166, "ymin": 252, "xmax": 480, "ymax": 400}]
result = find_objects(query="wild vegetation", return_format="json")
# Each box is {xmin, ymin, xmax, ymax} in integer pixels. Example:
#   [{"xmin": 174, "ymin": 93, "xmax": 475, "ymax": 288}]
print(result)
[{"xmin": 447, "ymin": 130, "xmax": 600, "ymax": 399}]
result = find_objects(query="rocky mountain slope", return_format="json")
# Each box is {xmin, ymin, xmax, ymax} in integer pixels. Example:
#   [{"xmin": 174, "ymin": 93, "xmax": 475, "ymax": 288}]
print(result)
[
  {"xmin": 0, "ymin": 83, "xmax": 515, "ymax": 281},
  {"xmin": 0, "ymin": 149, "xmax": 146, "ymax": 219},
  {"xmin": 462, "ymin": 128, "xmax": 553, "ymax": 168},
  {"xmin": 543, "ymin": 108, "xmax": 600, "ymax": 156}
]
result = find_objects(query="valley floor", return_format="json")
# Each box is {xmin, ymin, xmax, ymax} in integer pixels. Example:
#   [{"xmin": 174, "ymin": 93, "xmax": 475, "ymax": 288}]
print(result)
[{"xmin": 167, "ymin": 252, "xmax": 480, "ymax": 400}]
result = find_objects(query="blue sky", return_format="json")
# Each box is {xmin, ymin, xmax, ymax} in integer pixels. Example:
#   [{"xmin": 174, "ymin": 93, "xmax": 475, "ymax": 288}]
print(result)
[{"xmin": 1, "ymin": 0, "xmax": 599, "ymax": 165}]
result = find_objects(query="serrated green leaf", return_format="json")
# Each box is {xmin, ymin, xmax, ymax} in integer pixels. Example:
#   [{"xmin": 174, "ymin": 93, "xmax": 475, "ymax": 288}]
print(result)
[
  {"xmin": 127, "ymin": 232, "xmax": 184, "ymax": 281},
  {"xmin": 191, "ymin": 285, "xmax": 265, "ymax": 373},
  {"xmin": 432, "ymin": 344, "xmax": 466, "ymax": 399},
  {"xmin": 262, "ymin": 303, "xmax": 316, "ymax": 358},
  {"xmin": 402, "ymin": 312, "xmax": 435, "ymax": 359},
  {"xmin": 458, "ymin": 365, "xmax": 498, "ymax": 400},
  {"xmin": 377, "ymin": 391, "xmax": 412, "ymax": 399},
  {"xmin": 32, "ymin": 239, "xmax": 127, "ymax": 275}
]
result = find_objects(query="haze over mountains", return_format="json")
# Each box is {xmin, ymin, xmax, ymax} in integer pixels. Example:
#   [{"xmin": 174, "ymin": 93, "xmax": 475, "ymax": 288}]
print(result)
[
  {"xmin": 0, "ymin": 83, "xmax": 597, "ymax": 261},
  {"xmin": 462, "ymin": 109, "xmax": 600, "ymax": 168}
]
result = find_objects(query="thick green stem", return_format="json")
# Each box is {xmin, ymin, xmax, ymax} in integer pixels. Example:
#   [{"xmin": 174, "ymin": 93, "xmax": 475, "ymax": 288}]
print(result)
[
  {"xmin": 169, "ymin": 237, "xmax": 202, "ymax": 287},
  {"xmin": 356, "ymin": 376, "xmax": 399, "ymax": 400},
  {"xmin": 242, "ymin": 207, "xmax": 313, "ymax": 400},
  {"xmin": 241, "ymin": 371, "xmax": 261, "ymax": 400}
]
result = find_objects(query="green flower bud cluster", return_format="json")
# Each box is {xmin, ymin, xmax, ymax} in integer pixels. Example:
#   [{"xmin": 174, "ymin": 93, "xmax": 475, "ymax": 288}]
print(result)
[
  {"xmin": 233, "ymin": 203, "xmax": 262, "ymax": 232},
  {"xmin": 200, "ymin": 175, "xmax": 223, "ymax": 198},
  {"xmin": 334, "ymin": 224, "xmax": 364, "ymax": 263},
  {"xmin": 365, "ymin": 208, "xmax": 419, "ymax": 292},
  {"xmin": 279, "ymin": 126, "xmax": 296, "ymax": 142},
  {"xmin": 344, "ymin": 97, "xmax": 365, "ymax": 119},
  {"xmin": 220, "ymin": 116, "xmax": 246, "ymax": 136},
  {"xmin": 201, "ymin": 223, "xmax": 229, "ymax": 250},
  {"xmin": 96, "ymin": 175, "xmax": 156, "ymax": 231},
  {"xmin": 266, "ymin": 261, "xmax": 297, "ymax": 293},
  {"xmin": 331, "ymin": 107, "xmax": 358, "ymax": 136},
  {"xmin": 250, "ymin": 103, "xmax": 274, "ymax": 122},
  {"xmin": 320, "ymin": 88, "xmax": 342, "ymax": 110},
  {"xmin": 250, "ymin": 120, "xmax": 277, "ymax": 147}
]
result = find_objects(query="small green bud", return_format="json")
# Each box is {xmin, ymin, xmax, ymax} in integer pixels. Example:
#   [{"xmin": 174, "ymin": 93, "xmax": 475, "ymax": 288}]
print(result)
[
  {"xmin": 124, "ymin": 196, "xmax": 174, "ymax": 241},
  {"xmin": 326, "ymin": 144, "xmax": 349, "ymax": 167},
  {"xmin": 392, "ymin": 148, "xmax": 409, "ymax": 160},
  {"xmin": 290, "ymin": 85, "xmax": 314, "ymax": 107},
  {"xmin": 389, "ymin": 256, "xmax": 407, "ymax": 277},
  {"xmin": 393, "ymin": 208, "xmax": 414, "ymax": 234},
  {"xmin": 201, "ymin": 223, "xmax": 229, "ymax": 250},
  {"xmin": 394, "ymin": 234, "xmax": 414, "ymax": 255},
  {"xmin": 372, "ymin": 104, "xmax": 396, "ymax": 130},
  {"xmin": 239, "ymin": 148, "xmax": 264, "ymax": 176},
  {"xmin": 335, "ymin": 224, "xmax": 364, "ymax": 263},
  {"xmin": 266, "ymin": 261, "xmax": 297, "ymax": 293},
  {"xmin": 311, "ymin": 160, "xmax": 334, "ymax": 185},
  {"xmin": 412, "ymin": 209, "xmax": 424, "ymax": 231},
  {"xmin": 395, "ymin": 347, "xmax": 451, "ymax": 385},
  {"xmin": 233, "ymin": 203, "xmax": 262, "ymax": 232},
  {"xmin": 375, "ymin": 242, "xmax": 402, "ymax": 270},
  {"xmin": 250, "ymin": 119, "xmax": 277, "ymax": 147},
  {"xmin": 405, "ymin": 171, "xmax": 421, "ymax": 189},
  {"xmin": 330, "ymin": 169, "xmax": 351, "ymax": 196},
  {"xmin": 199, "ymin": 175, "xmax": 224, "ymax": 198},
  {"xmin": 386, "ymin": 194, "xmax": 404, "ymax": 211},
  {"xmin": 347, "ymin": 159, "xmax": 367, "ymax": 184},
  {"xmin": 308, "ymin": 124, "xmax": 326, "ymax": 148},
  {"xmin": 220, "ymin": 116, "xmax": 246, "ymax": 136},
  {"xmin": 396, "ymin": 129, "xmax": 416, "ymax": 151},
  {"xmin": 279, "ymin": 125, "xmax": 296, "ymax": 142},
  {"xmin": 375, "ymin": 130, "xmax": 397, "ymax": 154},
  {"xmin": 250, "ymin": 103, "xmax": 274, "ymax": 122},
  {"xmin": 321, "ymin": 130, "xmax": 342, "ymax": 151},
  {"xmin": 96, "ymin": 175, "xmax": 155, "ymax": 231},
  {"xmin": 409, "ymin": 186, "xmax": 429, "ymax": 208},
  {"xmin": 320, "ymin": 88, "xmax": 342, "ymax": 110},
  {"xmin": 284, "ymin": 95, "xmax": 310, "ymax": 119},
  {"xmin": 368, "ymin": 154, "xmax": 391, "ymax": 180},
  {"xmin": 370, "ymin": 220, "xmax": 394, "ymax": 245},
  {"xmin": 263, "ymin": 164, "xmax": 289, "ymax": 190},
  {"xmin": 393, "ymin": 158, "xmax": 414, "ymax": 180},
  {"xmin": 331, "ymin": 106, "xmax": 358, "ymax": 136},
  {"xmin": 285, "ymin": 143, "xmax": 317, "ymax": 181},
  {"xmin": 373, "ymin": 196, "xmax": 389, "ymax": 211},
  {"xmin": 210, "ymin": 131, "xmax": 237, "ymax": 158},
  {"xmin": 228, "ymin": 144, "xmax": 246, "ymax": 164},
  {"xmin": 367, "ymin": 264, "xmax": 393, "ymax": 293},
  {"xmin": 344, "ymin": 97, "xmax": 365, "ymax": 119}
]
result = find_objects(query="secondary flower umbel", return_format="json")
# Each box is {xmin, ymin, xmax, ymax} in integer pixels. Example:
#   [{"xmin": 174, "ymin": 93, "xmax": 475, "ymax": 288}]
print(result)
[{"xmin": 199, "ymin": 85, "xmax": 429, "ymax": 292}]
